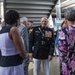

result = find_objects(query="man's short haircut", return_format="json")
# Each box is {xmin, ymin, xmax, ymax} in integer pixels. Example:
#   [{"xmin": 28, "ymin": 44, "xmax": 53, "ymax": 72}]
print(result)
[
  {"xmin": 20, "ymin": 17, "xmax": 28, "ymax": 23},
  {"xmin": 29, "ymin": 21, "xmax": 33, "ymax": 23},
  {"xmin": 64, "ymin": 7, "xmax": 75, "ymax": 21},
  {"xmin": 5, "ymin": 10, "xmax": 19, "ymax": 25}
]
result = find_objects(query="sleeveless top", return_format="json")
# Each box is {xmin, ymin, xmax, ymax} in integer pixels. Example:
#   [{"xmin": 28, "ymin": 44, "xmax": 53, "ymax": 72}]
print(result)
[{"xmin": 0, "ymin": 26, "xmax": 23, "ymax": 67}]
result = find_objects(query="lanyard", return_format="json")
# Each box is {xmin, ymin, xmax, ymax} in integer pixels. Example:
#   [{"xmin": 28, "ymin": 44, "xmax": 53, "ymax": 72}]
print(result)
[{"xmin": 38, "ymin": 27, "xmax": 45, "ymax": 37}]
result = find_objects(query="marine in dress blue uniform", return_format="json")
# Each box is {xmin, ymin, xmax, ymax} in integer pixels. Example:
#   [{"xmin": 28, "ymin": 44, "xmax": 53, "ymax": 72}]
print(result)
[{"xmin": 29, "ymin": 17, "xmax": 55, "ymax": 75}]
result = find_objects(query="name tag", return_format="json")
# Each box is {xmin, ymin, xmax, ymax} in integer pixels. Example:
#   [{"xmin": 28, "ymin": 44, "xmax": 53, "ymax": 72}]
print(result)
[{"xmin": 35, "ymin": 31, "xmax": 40, "ymax": 33}]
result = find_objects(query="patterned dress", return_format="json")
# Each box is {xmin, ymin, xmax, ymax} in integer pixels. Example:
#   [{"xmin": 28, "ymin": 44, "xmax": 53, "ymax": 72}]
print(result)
[{"xmin": 58, "ymin": 25, "xmax": 75, "ymax": 75}]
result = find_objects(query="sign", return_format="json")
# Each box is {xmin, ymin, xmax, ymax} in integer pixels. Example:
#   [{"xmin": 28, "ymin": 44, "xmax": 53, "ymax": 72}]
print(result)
[
  {"xmin": 53, "ymin": 18, "xmax": 64, "ymax": 31},
  {"xmin": 55, "ymin": 18, "xmax": 63, "ymax": 24}
]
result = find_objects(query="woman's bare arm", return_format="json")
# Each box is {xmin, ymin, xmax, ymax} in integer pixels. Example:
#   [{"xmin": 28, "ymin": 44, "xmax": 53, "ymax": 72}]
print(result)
[{"xmin": 9, "ymin": 26, "xmax": 26, "ymax": 58}]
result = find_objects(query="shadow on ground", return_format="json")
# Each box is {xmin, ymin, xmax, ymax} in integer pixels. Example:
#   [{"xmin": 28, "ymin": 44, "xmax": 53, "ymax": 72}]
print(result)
[{"xmin": 28, "ymin": 57, "xmax": 60, "ymax": 75}]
